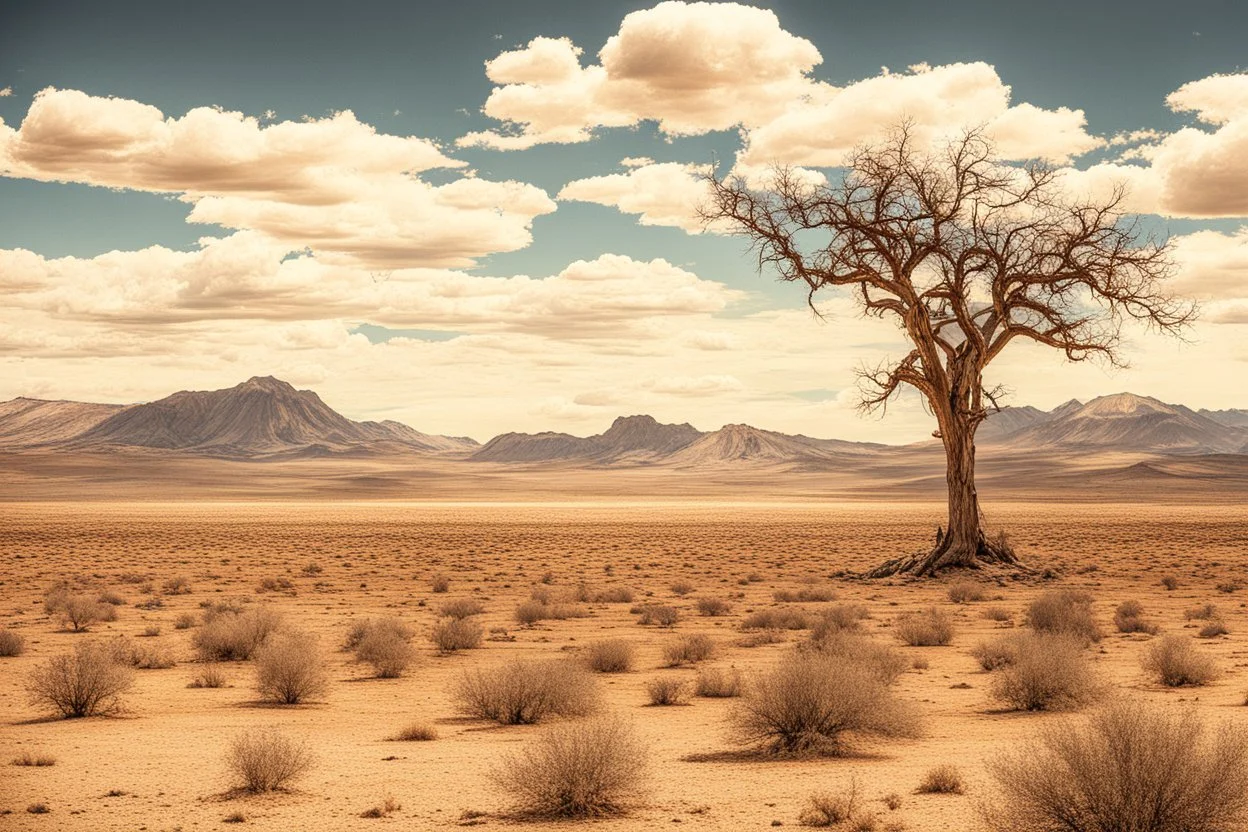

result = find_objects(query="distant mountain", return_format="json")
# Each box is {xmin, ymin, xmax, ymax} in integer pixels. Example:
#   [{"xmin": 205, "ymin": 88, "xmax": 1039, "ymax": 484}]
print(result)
[
  {"xmin": 472, "ymin": 415, "xmax": 702, "ymax": 463},
  {"xmin": 0, "ymin": 377, "xmax": 477, "ymax": 457},
  {"xmin": 663, "ymin": 424, "xmax": 878, "ymax": 466},
  {"xmin": 997, "ymin": 393, "xmax": 1248, "ymax": 454},
  {"xmin": 0, "ymin": 398, "xmax": 127, "ymax": 446},
  {"xmin": 978, "ymin": 405, "xmax": 1050, "ymax": 440},
  {"xmin": 1200, "ymin": 408, "xmax": 1248, "ymax": 429}
]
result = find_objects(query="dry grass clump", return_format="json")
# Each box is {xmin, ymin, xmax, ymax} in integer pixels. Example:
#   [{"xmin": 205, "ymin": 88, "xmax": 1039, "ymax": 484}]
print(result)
[
  {"xmin": 731, "ymin": 651, "xmax": 920, "ymax": 756},
  {"xmin": 515, "ymin": 596, "xmax": 591, "ymax": 625},
  {"xmin": 947, "ymin": 580, "xmax": 988, "ymax": 604},
  {"xmin": 635, "ymin": 604, "xmax": 680, "ymax": 627},
  {"xmin": 670, "ymin": 581, "xmax": 696, "ymax": 597},
  {"xmin": 810, "ymin": 604, "xmax": 869, "ymax": 641},
  {"xmin": 916, "ymin": 764, "xmax": 964, "ymax": 794},
  {"xmin": 589, "ymin": 586, "xmax": 634, "ymax": 604},
  {"xmin": 430, "ymin": 574, "xmax": 450, "ymax": 593},
  {"xmin": 0, "ymin": 628, "xmax": 26, "ymax": 656},
  {"xmin": 356, "ymin": 628, "xmax": 416, "ymax": 678},
  {"xmin": 430, "ymin": 617, "xmax": 484, "ymax": 653},
  {"xmin": 742, "ymin": 607, "xmax": 810, "ymax": 631},
  {"xmin": 583, "ymin": 639, "xmax": 635, "ymax": 673},
  {"xmin": 193, "ymin": 607, "xmax": 282, "ymax": 661},
  {"xmin": 798, "ymin": 782, "xmax": 876, "ymax": 828},
  {"xmin": 1185, "ymin": 603, "xmax": 1219, "ymax": 621},
  {"xmin": 985, "ymin": 703, "xmax": 1248, "ymax": 832},
  {"xmin": 970, "ymin": 635, "xmax": 1021, "ymax": 671},
  {"xmin": 44, "ymin": 587, "xmax": 112, "ymax": 632},
  {"xmin": 161, "ymin": 575, "xmax": 192, "ymax": 595},
  {"xmin": 189, "ymin": 664, "xmax": 227, "ymax": 688},
  {"xmin": 26, "ymin": 641, "xmax": 135, "ymax": 718},
  {"xmin": 645, "ymin": 676, "xmax": 691, "ymax": 706},
  {"xmin": 894, "ymin": 607, "xmax": 955, "ymax": 646},
  {"xmin": 1113, "ymin": 600, "xmax": 1159, "ymax": 635},
  {"xmin": 695, "ymin": 666, "xmax": 743, "ymax": 698},
  {"xmin": 662, "ymin": 633, "xmax": 716, "ymax": 666},
  {"xmin": 440, "ymin": 598, "xmax": 485, "ymax": 620},
  {"xmin": 774, "ymin": 585, "xmax": 838, "ymax": 603},
  {"xmin": 133, "ymin": 641, "xmax": 176, "ymax": 669},
  {"xmin": 1199, "ymin": 619, "xmax": 1230, "ymax": 638},
  {"xmin": 225, "ymin": 728, "xmax": 315, "ymax": 793},
  {"xmin": 254, "ymin": 631, "xmax": 329, "ymax": 705},
  {"xmin": 454, "ymin": 659, "xmax": 598, "ymax": 724},
  {"xmin": 807, "ymin": 631, "xmax": 908, "ymax": 685},
  {"xmin": 990, "ymin": 632, "xmax": 1100, "ymax": 711},
  {"xmin": 491, "ymin": 716, "xmax": 648, "ymax": 818},
  {"xmin": 1026, "ymin": 589, "xmax": 1102, "ymax": 644},
  {"xmin": 360, "ymin": 796, "xmax": 401, "ymax": 818},
  {"xmin": 696, "ymin": 597, "xmax": 732, "ymax": 616},
  {"xmin": 12, "ymin": 751, "xmax": 56, "ymax": 767},
  {"xmin": 389, "ymin": 722, "xmax": 438, "ymax": 741},
  {"xmin": 1141, "ymin": 635, "xmax": 1218, "ymax": 687}
]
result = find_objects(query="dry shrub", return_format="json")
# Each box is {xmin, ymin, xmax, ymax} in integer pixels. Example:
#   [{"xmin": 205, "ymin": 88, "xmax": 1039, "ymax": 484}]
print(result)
[
  {"xmin": 894, "ymin": 607, "xmax": 955, "ymax": 646},
  {"xmin": 742, "ymin": 607, "xmax": 810, "ymax": 631},
  {"xmin": 947, "ymin": 581, "xmax": 987, "ymax": 604},
  {"xmin": 1199, "ymin": 619, "xmax": 1230, "ymax": 638},
  {"xmin": 590, "ymin": 587, "xmax": 634, "ymax": 604},
  {"xmin": 807, "ymin": 631, "xmax": 908, "ymax": 685},
  {"xmin": 193, "ymin": 607, "xmax": 282, "ymax": 661},
  {"xmin": 256, "ymin": 576, "xmax": 295, "ymax": 594},
  {"xmin": 44, "ymin": 588, "xmax": 111, "ymax": 632},
  {"xmin": 390, "ymin": 722, "xmax": 437, "ymax": 741},
  {"xmin": 0, "ymin": 628, "xmax": 25, "ymax": 657},
  {"xmin": 454, "ymin": 659, "xmax": 598, "ymax": 724},
  {"xmin": 515, "ymin": 598, "xmax": 590, "ymax": 625},
  {"xmin": 1141, "ymin": 635, "xmax": 1218, "ymax": 687},
  {"xmin": 225, "ymin": 728, "xmax": 315, "ymax": 793},
  {"xmin": 1185, "ymin": 603, "xmax": 1218, "ymax": 621},
  {"xmin": 970, "ymin": 635, "xmax": 1021, "ymax": 671},
  {"xmin": 1027, "ymin": 589, "xmax": 1102, "ymax": 644},
  {"xmin": 982, "ymin": 606, "xmax": 1013, "ymax": 623},
  {"xmin": 1161, "ymin": 575, "xmax": 1180, "ymax": 590},
  {"xmin": 917, "ymin": 764, "xmax": 964, "ymax": 794},
  {"xmin": 774, "ymin": 585, "xmax": 838, "ymax": 603},
  {"xmin": 161, "ymin": 575, "xmax": 192, "ymax": 595},
  {"xmin": 985, "ymin": 703, "xmax": 1248, "ymax": 832},
  {"xmin": 491, "ymin": 715, "xmax": 647, "ymax": 818},
  {"xmin": 696, "ymin": 597, "xmax": 732, "ymax": 616},
  {"xmin": 254, "ymin": 631, "xmax": 329, "ymax": 705},
  {"xmin": 26, "ymin": 641, "xmax": 134, "ymax": 718},
  {"xmin": 1113, "ymin": 600, "xmax": 1159, "ymax": 635},
  {"xmin": 990, "ymin": 633, "xmax": 1100, "ymax": 711},
  {"xmin": 732, "ymin": 651, "xmax": 921, "ymax": 756},
  {"xmin": 440, "ymin": 598, "xmax": 485, "ymax": 620},
  {"xmin": 97, "ymin": 589, "xmax": 126, "ymax": 606},
  {"xmin": 739, "ymin": 628, "xmax": 787, "ymax": 647},
  {"xmin": 189, "ymin": 664, "xmax": 227, "ymax": 688},
  {"xmin": 810, "ymin": 604, "xmax": 869, "ymax": 641},
  {"xmin": 134, "ymin": 641, "xmax": 176, "ymax": 669},
  {"xmin": 583, "ymin": 639, "xmax": 635, "ymax": 673},
  {"xmin": 360, "ymin": 795, "xmax": 401, "ymax": 818},
  {"xmin": 671, "ymin": 581, "xmax": 696, "ymax": 596},
  {"xmin": 695, "ymin": 667, "xmax": 743, "ymax": 698},
  {"xmin": 799, "ymin": 782, "xmax": 875, "ymax": 828},
  {"xmin": 12, "ymin": 751, "xmax": 56, "ymax": 766},
  {"xmin": 430, "ymin": 574, "xmax": 450, "ymax": 593},
  {"xmin": 344, "ymin": 616, "xmax": 414, "ymax": 650},
  {"xmin": 431, "ymin": 617, "xmax": 483, "ymax": 652},
  {"xmin": 356, "ymin": 628, "xmax": 416, "ymax": 678},
  {"xmin": 635, "ymin": 604, "xmax": 680, "ymax": 627},
  {"xmin": 645, "ymin": 676, "xmax": 691, "ymax": 706},
  {"xmin": 662, "ymin": 633, "xmax": 716, "ymax": 667},
  {"xmin": 514, "ymin": 600, "xmax": 549, "ymax": 625}
]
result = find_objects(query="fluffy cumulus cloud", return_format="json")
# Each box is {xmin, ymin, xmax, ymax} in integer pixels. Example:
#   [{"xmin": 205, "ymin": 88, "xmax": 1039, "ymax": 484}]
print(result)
[
  {"xmin": 0, "ymin": 88, "xmax": 556, "ymax": 267},
  {"xmin": 558, "ymin": 161, "xmax": 719, "ymax": 233},
  {"xmin": 458, "ymin": 1, "xmax": 822, "ymax": 148}
]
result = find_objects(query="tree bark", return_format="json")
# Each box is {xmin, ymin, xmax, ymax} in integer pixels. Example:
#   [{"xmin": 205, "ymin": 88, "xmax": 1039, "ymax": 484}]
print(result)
[{"xmin": 864, "ymin": 414, "xmax": 1023, "ymax": 578}]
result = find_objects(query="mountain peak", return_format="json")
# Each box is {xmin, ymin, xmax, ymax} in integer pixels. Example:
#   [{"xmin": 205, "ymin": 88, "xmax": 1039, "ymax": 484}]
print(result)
[
  {"xmin": 238, "ymin": 376, "xmax": 298, "ymax": 394},
  {"xmin": 1076, "ymin": 393, "xmax": 1172, "ymax": 418}
]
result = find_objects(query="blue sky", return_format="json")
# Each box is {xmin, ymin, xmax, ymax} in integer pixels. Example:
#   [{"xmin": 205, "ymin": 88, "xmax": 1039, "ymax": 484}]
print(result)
[{"xmin": 1, "ymin": 1, "xmax": 1246, "ymax": 440}]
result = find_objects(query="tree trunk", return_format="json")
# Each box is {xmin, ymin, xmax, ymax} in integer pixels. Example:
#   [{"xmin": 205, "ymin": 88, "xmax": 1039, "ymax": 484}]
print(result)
[{"xmin": 864, "ymin": 413, "xmax": 1023, "ymax": 578}]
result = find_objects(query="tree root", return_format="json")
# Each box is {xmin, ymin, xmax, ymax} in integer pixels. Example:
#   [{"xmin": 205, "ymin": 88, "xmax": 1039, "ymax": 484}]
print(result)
[{"xmin": 863, "ymin": 531, "xmax": 1027, "ymax": 579}]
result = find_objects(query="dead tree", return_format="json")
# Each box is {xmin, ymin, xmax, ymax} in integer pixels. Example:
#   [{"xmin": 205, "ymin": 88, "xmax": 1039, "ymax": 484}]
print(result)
[{"xmin": 704, "ymin": 128, "xmax": 1193, "ymax": 576}]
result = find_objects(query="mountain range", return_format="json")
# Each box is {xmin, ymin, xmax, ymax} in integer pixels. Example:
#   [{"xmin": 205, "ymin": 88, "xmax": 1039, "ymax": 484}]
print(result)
[{"xmin": 0, "ymin": 377, "xmax": 1245, "ymax": 465}]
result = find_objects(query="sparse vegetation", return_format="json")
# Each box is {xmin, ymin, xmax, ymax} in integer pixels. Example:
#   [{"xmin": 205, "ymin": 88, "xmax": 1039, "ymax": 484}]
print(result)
[
  {"xmin": 0, "ymin": 628, "xmax": 26, "ymax": 656},
  {"xmin": 810, "ymin": 604, "xmax": 869, "ymax": 640},
  {"xmin": 970, "ymin": 635, "xmax": 1021, "ymax": 671},
  {"xmin": 894, "ymin": 607, "xmax": 955, "ymax": 646},
  {"xmin": 583, "ymin": 639, "xmax": 635, "ymax": 673},
  {"xmin": 946, "ymin": 581, "xmax": 987, "ymax": 604},
  {"xmin": 990, "ymin": 633, "xmax": 1100, "ymax": 711},
  {"xmin": 360, "ymin": 796, "xmax": 401, "ymax": 818},
  {"xmin": 440, "ymin": 598, "xmax": 485, "ymax": 619},
  {"xmin": 430, "ymin": 617, "xmax": 483, "ymax": 653},
  {"xmin": 12, "ymin": 751, "xmax": 56, "ymax": 767},
  {"xmin": 695, "ymin": 666, "xmax": 743, "ymax": 698},
  {"xmin": 1141, "ymin": 635, "xmax": 1218, "ymax": 687},
  {"xmin": 1199, "ymin": 619, "xmax": 1230, "ymax": 638},
  {"xmin": 192, "ymin": 607, "xmax": 282, "ymax": 661},
  {"xmin": 430, "ymin": 574, "xmax": 450, "ymax": 593},
  {"xmin": 491, "ymin": 716, "xmax": 648, "ymax": 818},
  {"xmin": 453, "ymin": 659, "xmax": 598, "ymax": 724},
  {"xmin": 351, "ymin": 617, "xmax": 417, "ymax": 677},
  {"xmin": 798, "ymin": 782, "xmax": 876, "ymax": 828},
  {"xmin": 635, "ymin": 604, "xmax": 680, "ymax": 627},
  {"xmin": 645, "ymin": 676, "xmax": 691, "ymax": 706},
  {"xmin": 742, "ymin": 607, "xmax": 810, "ymax": 631},
  {"xmin": 1027, "ymin": 589, "xmax": 1102, "ymax": 644},
  {"xmin": 44, "ymin": 587, "xmax": 111, "ymax": 632},
  {"xmin": 808, "ymin": 631, "xmax": 908, "ymax": 684},
  {"xmin": 662, "ymin": 633, "xmax": 716, "ymax": 666},
  {"xmin": 916, "ymin": 765, "xmax": 964, "ymax": 794},
  {"xmin": 696, "ymin": 597, "xmax": 732, "ymax": 616},
  {"xmin": 1113, "ymin": 600, "xmax": 1159, "ymax": 634},
  {"xmin": 225, "ymin": 728, "xmax": 315, "ymax": 793},
  {"xmin": 26, "ymin": 640, "xmax": 135, "ymax": 718},
  {"xmin": 254, "ymin": 631, "xmax": 329, "ymax": 705},
  {"xmin": 774, "ymin": 585, "xmax": 837, "ymax": 603},
  {"xmin": 389, "ymin": 722, "xmax": 438, "ymax": 742},
  {"xmin": 189, "ymin": 664, "xmax": 227, "ymax": 688},
  {"xmin": 731, "ymin": 650, "xmax": 920, "ymax": 755},
  {"xmin": 986, "ymin": 703, "xmax": 1248, "ymax": 832},
  {"xmin": 670, "ymin": 581, "xmax": 696, "ymax": 596}
]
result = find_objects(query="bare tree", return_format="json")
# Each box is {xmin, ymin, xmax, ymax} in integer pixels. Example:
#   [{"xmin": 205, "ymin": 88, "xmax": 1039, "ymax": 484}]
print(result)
[{"xmin": 704, "ymin": 127, "xmax": 1193, "ymax": 576}]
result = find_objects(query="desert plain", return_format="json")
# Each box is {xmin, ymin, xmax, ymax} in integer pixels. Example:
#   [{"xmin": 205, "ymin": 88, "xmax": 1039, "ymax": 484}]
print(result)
[{"xmin": 2, "ymin": 494, "xmax": 1247, "ymax": 832}]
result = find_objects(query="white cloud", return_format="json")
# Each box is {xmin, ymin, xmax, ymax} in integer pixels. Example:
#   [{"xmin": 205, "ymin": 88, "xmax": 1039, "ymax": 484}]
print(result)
[
  {"xmin": 0, "ymin": 87, "xmax": 556, "ymax": 267},
  {"xmin": 0, "ymin": 87, "xmax": 12, "ymax": 98},
  {"xmin": 1171, "ymin": 226, "xmax": 1248, "ymax": 303},
  {"xmin": 648, "ymin": 374, "xmax": 744, "ymax": 396},
  {"xmin": 1166, "ymin": 73, "xmax": 1248, "ymax": 125},
  {"xmin": 558, "ymin": 161, "xmax": 717, "ymax": 233}
]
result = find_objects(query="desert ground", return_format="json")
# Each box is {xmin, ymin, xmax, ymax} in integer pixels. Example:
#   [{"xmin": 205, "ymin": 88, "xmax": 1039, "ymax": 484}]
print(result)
[{"xmin": 2, "ymin": 498, "xmax": 1247, "ymax": 831}]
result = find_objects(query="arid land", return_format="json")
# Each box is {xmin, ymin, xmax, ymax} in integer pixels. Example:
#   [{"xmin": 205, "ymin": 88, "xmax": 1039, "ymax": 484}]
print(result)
[{"xmin": 2, "ymin": 498, "xmax": 1247, "ymax": 831}]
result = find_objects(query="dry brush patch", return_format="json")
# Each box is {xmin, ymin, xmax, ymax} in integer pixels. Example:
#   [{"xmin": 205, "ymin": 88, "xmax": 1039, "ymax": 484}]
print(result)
[
  {"xmin": 582, "ymin": 639, "xmax": 635, "ymax": 673},
  {"xmin": 193, "ymin": 607, "xmax": 283, "ymax": 661},
  {"xmin": 1026, "ymin": 589, "xmax": 1102, "ymax": 644},
  {"xmin": 454, "ymin": 659, "xmax": 598, "ymax": 724},
  {"xmin": 254, "ymin": 630, "xmax": 329, "ymax": 705},
  {"xmin": 990, "ymin": 632, "xmax": 1100, "ymax": 712},
  {"xmin": 225, "ymin": 728, "xmax": 315, "ymax": 794},
  {"xmin": 1141, "ymin": 635, "xmax": 1219, "ymax": 687},
  {"xmin": 26, "ymin": 641, "xmax": 135, "ymax": 718},
  {"xmin": 894, "ymin": 607, "xmax": 955, "ymax": 646}
]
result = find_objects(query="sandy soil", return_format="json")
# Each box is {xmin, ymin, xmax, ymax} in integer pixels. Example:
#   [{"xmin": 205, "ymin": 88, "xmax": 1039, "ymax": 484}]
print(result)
[{"xmin": 2, "ymin": 500, "xmax": 1247, "ymax": 831}]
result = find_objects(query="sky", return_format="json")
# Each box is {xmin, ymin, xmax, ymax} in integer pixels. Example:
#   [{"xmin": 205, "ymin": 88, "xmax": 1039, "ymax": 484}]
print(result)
[{"xmin": 1, "ymin": 0, "xmax": 1246, "ymax": 443}]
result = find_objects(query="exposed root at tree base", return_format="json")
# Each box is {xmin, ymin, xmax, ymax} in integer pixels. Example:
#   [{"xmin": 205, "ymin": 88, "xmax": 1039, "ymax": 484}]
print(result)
[{"xmin": 862, "ymin": 535, "xmax": 1029, "ymax": 579}]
